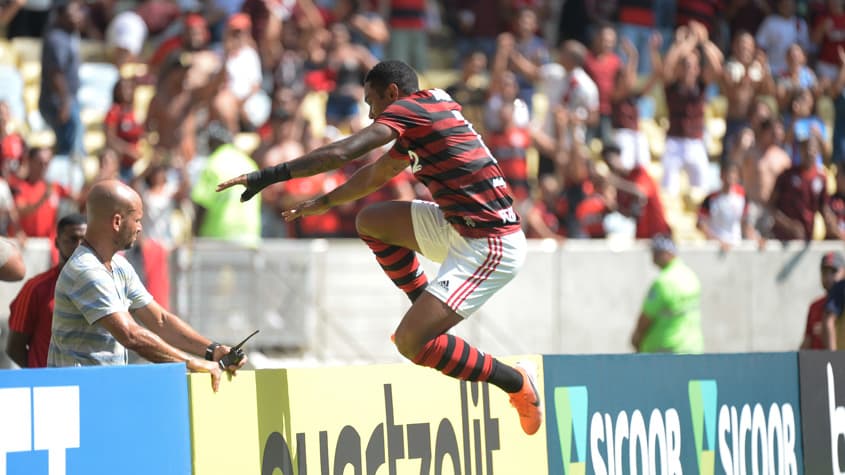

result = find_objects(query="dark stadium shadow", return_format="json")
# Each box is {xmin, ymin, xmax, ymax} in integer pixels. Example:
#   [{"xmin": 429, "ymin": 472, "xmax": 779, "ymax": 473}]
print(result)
[{"xmin": 775, "ymin": 241, "xmax": 811, "ymax": 284}]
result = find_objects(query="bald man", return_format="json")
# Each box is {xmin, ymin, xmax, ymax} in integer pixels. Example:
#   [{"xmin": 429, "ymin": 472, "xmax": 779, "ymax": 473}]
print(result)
[{"xmin": 47, "ymin": 180, "xmax": 244, "ymax": 391}]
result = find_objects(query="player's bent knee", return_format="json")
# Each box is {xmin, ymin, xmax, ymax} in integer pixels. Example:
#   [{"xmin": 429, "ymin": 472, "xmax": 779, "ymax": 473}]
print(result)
[
  {"xmin": 355, "ymin": 204, "xmax": 382, "ymax": 238},
  {"xmin": 392, "ymin": 328, "xmax": 421, "ymax": 361}
]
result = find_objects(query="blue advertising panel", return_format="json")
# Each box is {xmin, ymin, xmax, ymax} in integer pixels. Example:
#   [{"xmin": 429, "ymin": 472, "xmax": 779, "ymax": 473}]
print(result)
[
  {"xmin": 544, "ymin": 353, "xmax": 802, "ymax": 475},
  {"xmin": 0, "ymin": 363, "xmax": 191, "ymax": 475}
]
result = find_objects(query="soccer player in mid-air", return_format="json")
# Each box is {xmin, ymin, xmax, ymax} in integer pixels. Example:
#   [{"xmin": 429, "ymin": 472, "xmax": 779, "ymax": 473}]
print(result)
[{"xmin": 216, "ymin": 60, "xmax": 541, "ymax": 435}]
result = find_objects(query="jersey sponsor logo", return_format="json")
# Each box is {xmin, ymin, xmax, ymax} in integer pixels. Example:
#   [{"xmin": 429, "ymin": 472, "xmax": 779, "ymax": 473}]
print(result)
[
  {"xmin": 497, "ymin": 207, "xmax": 517, "ymax": 224},
  {"xmin": 491, "ymin": 177, "xmax": 507, "ymax": 188}
]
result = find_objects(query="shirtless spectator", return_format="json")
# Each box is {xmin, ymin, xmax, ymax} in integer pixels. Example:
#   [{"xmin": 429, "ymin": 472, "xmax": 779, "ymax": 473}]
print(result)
[
  {"xmin": 770, "ymin": 133, "xmax": 841, "ymax": 241},
  {"xmin": 213, "ymin": 13, "xmax": 267, "ymax": 133},
  {"xmin": 776, "ymin": 44, "xmax": 820, "ymax": 111},
  {"xmin": 323, "ymin": 22, "xmax": 378, "ymax": 132},
  {"xmin": 720, "ymin": 32, "xmax": 775, "ymax": 160},
  {"xmin": 145, "ymin": 51, "xmax": 226, "ymax": 163},
  {"xmin": 659, "ymin": 22, "xmax": 723, "ymax": 197},
  {"xmin": 735, "ymin": 119, "xmax": 792, "ymax": 237},
  {"xmin": 147, "ymin": 14, "xmax": 210, "ymax": 78}
]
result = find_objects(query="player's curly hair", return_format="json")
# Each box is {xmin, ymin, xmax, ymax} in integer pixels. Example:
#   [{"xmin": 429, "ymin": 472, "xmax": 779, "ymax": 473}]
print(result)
[{"xmin": 364, "ymin": 60, "xmax": 419, "ymax": 96}]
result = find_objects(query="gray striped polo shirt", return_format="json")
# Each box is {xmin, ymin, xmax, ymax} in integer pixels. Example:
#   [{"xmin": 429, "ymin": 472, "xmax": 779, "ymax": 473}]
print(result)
[{"xmin": 47, "ymin": 244, "xmax": 153, "ymax": 366}]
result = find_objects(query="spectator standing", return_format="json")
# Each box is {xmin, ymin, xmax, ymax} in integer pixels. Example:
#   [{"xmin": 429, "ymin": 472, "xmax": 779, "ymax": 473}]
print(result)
[
  {"xmin": 616, "ymin": 0, "xmax": 657, "ymax": 74},
  {"xmin": 735, "ymin": 119, "xmax": 792, "ymax": 237},
  {"xmin": 584, "ymin": 23, "xmax": 622, "ymax": 142},
  {"xmin": 447, "ymin": 0, "xmax": 502, "ymax": 64},
  {"xmin": 756, "ymin": 0, "xmax": 812, "ymax": 76},
  {"xmin": 776, "ymin": 44, "xmax": 820, "ymax": 110},
  {"xmin": 696, "ymin": 161, "xmax": 757, "ymax": 250},
  {"xmin": 136, "ymin": 159, "xmax": 190, "ymax": 251},
  {"xmin": 533, "ymin": 40, "xmax": 599, "ymax": 177},
  {"xmin": 485, "ymin": 101, "xmax": 532, "ymax": 203},
  {"xmin": 9, "ymin": 147, "xmax": 74, "ymax": 240},
  {"xmin": 494, "ymin": 8, "xmax": 549, "ymax": 112},
  {"xmin": 801, "ymin": 251, "xmax": 845, "ymax": 349},
  {"xmin": 383, "ymin": 0, "xmax": 427, "ymax": 71},
  {"xmin": 104, "ymin": 78, "xmax": 143, "ymax": 181},
  {"xmin": 659, "ymin": 22, "xmax": 723, "ymax": 197},
  {"xmin": 770, "ymin": 133, "xmax": 840, "ymax": 240},
  {"xmin": 38, "ymin": 0, "xmax": 86, "ymax": 159},
  {"xmin": 47, "ymin": 180, "xmax": 244, "ymax": 392},
  {"xmin": 828, "ymin": 45, "xmax": 845, "ymax": 166},
  {"xmin": 812, "ymin": 0, "xmax": 845, "ymax": 85},
  {"xmin": 5, "ymin": 213, "xmax": 86, "ymax": 368},
  {"xmin": 191, "ymin": 122, "xmax": 261, "ymax": 246},
  {"xmin": 611, "ymin": 35, "xmax": 662, "ymax": 171},
  {"xmin": 720, "ymin": 32, "xmax": 775, "ymax": 159},
  {"xmin": 324, "ymin": 23, "xmax": 379, "ymax": 132},
  {"xmin": 631, "ymin": 234, "xmax": 704, "ymax": 354},
  {"xmin": 214, "ymin": 13, "xmax": 266, "ymax": 133},
  {"xmin": 445, "ymin": 51, "xmax": 489, "ymax": 131}
]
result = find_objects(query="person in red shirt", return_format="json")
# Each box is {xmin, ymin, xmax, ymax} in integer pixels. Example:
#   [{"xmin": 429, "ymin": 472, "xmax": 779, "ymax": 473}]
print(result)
[
  {"xmin": 584, "ymin": 23, "xmax": 622, "ymax": 142},
  {"xmin": 602, "ymin": 142, "xmax": 672, "ymax": 238},
  {"xmin": 770, "ymin": 132, "xmax": 841, "ymax": 241},
  {"xmin": 9, "ymin": 147, "xmax": 74, "ymax": 240},
  {"xmin": 801, "ymin": 251, "xmax": 845, "ymax": 349},
  {"xmin": 812, "ymin": 0, "xmax": 845, "ymax": 85},
  {"xmin": 4, "ymin": 213, "xmax": 86, "ymax": 368},
  {"xmin": 104, "ymin": 78, "xmax": 144, "ymax": 180}
]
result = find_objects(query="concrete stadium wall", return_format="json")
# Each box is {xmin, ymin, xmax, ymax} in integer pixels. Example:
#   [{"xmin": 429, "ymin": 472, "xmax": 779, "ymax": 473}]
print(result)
[
  {"xmin": 267, "ymin": 239, "xmax": 845, "ymax": 362},
  {"xmin": 1, "ymin": 238, "xmax": 842, "ymax": 367}
]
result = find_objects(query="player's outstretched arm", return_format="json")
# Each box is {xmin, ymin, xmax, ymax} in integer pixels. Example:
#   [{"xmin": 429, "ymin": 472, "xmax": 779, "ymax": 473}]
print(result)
[
  {"xmin": 282, "ymin": 152, "xmax": 408, "ymax": 221},
  {"xmin": 217, "ymin": 123, "xmax": 398, "ymax": 202}
]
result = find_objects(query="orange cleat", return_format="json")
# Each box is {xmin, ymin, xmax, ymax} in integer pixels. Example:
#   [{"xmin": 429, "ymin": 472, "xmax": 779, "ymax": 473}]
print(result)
[{"xmin": 509, "ymin": 362, "xmax": 542, "ymax": 435}]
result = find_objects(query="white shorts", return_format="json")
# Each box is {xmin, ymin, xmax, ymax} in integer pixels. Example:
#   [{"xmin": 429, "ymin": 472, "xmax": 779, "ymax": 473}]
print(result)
[
  {"xmin": 661, "ymin": 136, "xmax": 709, "ymax": 195},
  {"xmin": 410, "ymin": 200, "xmax": 527, "ymax": 318},
  {"xmin": 615, "ymin": 128, "xmax": 651, "ymax": 171}
]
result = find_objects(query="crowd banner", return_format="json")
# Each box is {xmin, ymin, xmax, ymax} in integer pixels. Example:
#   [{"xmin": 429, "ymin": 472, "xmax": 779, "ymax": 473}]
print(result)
[
  {"xmin": 798, "ymin": 350, "xmax": 845, "ymax": 474},
  {"xmin": 188, "ymin": 356, "xmax": 549, "ymax": 474},
  {"xmin": 543, "ymin": 353, "xmax": 802, "ymax": 475},
  {"xmin": 0, "ymin": 363, "xmax": 191, "ymax": 475}
]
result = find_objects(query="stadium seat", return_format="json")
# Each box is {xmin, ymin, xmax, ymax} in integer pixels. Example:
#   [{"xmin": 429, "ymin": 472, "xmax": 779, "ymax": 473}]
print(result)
[
  {"xmin": 0, "ymin": 41, "xmax": 18, "ymax": 67},
  {"xmin": 0, "ymin": 65, "xmax": 26, "ymax": 123},
  {"xmin": 234, "ymin": 132, "xmax": 260, "ymax": 155},
  {"xmin": 10, "ymin": 37, "xmax": 41, "ymax": 62},
  {"xmin": 84, "ymin": 129, "xmax": 105, "ymax": 152},
  {"xmin": 78, "ymin": 62, "xmax": 119, "ymax": 121},
  {"xmin": 79, "ymin": 39, "xmax": 108, "ymax": 62},
  {"xmin": 133, "ymin": 84, "xmax": 155, "ymax": 123},
  {"xmin": 19, "ymin": 61, "xmax": 40, "ymax": 86}
]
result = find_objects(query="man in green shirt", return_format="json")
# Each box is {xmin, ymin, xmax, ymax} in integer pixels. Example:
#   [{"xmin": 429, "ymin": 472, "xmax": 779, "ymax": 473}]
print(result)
[
  {"xmin": 631, "ymin": 234, "xmax": 704, "ymax": 353},
  {"xmin": 191, "ymin": 122, "xmax": 261, "ymax": 246}
]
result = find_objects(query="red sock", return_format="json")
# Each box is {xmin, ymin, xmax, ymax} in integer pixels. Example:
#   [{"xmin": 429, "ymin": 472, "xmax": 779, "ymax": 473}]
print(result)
[
  {"xmin": 361, "ymin": 235, "xmax": 428, "ymax": 301},
  {"xmin": 412, "ymin": 334, "xmax": 494, "ymax": 382}
]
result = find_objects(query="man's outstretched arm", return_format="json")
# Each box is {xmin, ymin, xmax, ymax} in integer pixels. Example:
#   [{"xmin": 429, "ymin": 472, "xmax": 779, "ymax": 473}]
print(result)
[{"xmin": 217, "ymin": 122, "xmax": 398, "ymax": 201}]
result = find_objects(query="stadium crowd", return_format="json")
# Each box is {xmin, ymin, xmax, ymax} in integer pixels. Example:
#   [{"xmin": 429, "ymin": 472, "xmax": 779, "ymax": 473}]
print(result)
[{"xmin": 0, "ymin": 0, "xmax": 843, "ymax": 267}]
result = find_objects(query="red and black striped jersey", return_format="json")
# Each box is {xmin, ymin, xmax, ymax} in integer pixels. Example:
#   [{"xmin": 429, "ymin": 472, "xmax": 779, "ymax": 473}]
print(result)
[{"xmin": 375, "ymin": 89, "xmax": 521, "ymax": 238}]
